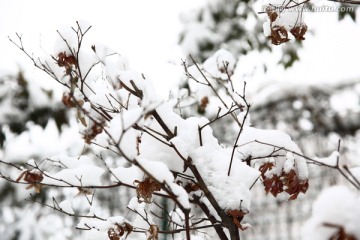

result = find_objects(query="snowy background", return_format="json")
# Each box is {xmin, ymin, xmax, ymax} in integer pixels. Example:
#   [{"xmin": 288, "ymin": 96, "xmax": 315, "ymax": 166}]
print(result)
[{"xmin": 1, "ymin": 0, "xmax": 360, "ymax": 97}]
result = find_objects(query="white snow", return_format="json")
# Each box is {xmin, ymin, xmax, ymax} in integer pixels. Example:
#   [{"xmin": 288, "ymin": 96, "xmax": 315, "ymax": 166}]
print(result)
[
  {"xmin": 203, "ymin": 49, "xmax": 236, "ymax": 80},
  {"xmin": 137, "ymin": 157, "xmax": 190, "ymax": 209},
  {"xmin": 169, "ymin": 208, "xmax": 185, "ymax": 226},
  {"xmin": 43, "ymin": 164, "xmax": 104, "ymax": 187},
  {"xmin": 302, "ymin": 185, "xmax": 360, "ymax": 240},
  {"xmin": 314, "ymin": 151, "xmax": 339, "ymax": 167},
  {"xmin": 263, "ymin": 21, "xmax": 271, "ymax": 37},
  {"xmin": 190, "ymin": 143, "xmax": 258, "ymax": 211},
  {"xmin": 77, "ymin": 215, "xmax": 130, "ymax": 232},
  {"xmin": 111, "ymin": 165, "xmax": 143, "ymax": 185},
  {"xmin": 238, "ymin": 126, "xmax": 309, "ymax": 180}
]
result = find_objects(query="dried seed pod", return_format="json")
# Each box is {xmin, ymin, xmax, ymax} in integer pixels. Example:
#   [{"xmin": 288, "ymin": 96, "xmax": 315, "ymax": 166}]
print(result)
[{"xmin": 290, "ymin": 24, "xmax": 308, "ymax": 40}]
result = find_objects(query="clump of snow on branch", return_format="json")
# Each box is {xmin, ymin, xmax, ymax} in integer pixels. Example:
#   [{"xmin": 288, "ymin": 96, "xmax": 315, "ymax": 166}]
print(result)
[
  {"xmin": 239, "ymin": 126, "xmax": 308, "ymax": 180},
  {"xmin": 191, "ymin": 141, "xmax": 258, "ymax": 211},
  {"xmin": 203, "ymin": 49, "xmax": 236, "ymax": 80},
  {"xmin": 43, "ymin": 163, "xmax": 104, "ymax": 187},
  {"xmin": 137, "ymin": 157, "xmax": 190, "ymax": 209},
  {"xmin": 302, "ymin": 185, "xmax": 360, "ymax": 240},
  {"xmin": 314, "ymin": 151, "xmax": 340, "ymax": 167}
]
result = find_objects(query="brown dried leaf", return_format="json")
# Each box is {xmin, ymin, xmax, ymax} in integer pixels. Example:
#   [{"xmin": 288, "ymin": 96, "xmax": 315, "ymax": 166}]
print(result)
[
  {"xmin": 57, "ymin": 52, "xmax": 77, "ymax": 71},
  {"xmin": 269, "ymin": 26, "xmax": 290, "ymax": 45},
  {"xmin": 290, "ymin": 24, "xmax": 308, "ymax": 40},
  {"xmin": 108, "ymin": 228, "xmax": 120, "ymax": 240},
  {"xmin": 259, "ymin": 162, "xmax": 275, "ymax": 178},
  {"xmin": 61, "ymin": 92, "xmax": 84, "ymax": 108},
  {"xmin": 259, "ymin": 163, "xmax": 309, "ymax": 200},
  {"xmin": 184, "ymin": 182, "xmax": 200, "ymax": 193},
  {"xmin": 18, "ymin": 170, "xmax": 44, "ymax": 184},
  {"xmin": 76, "ymin": 187, "xmax": 93, "ymax": 196},
  {"xmin": 134, "ymin": 177, "xmax": 162, "ymax": 203},
  {"xmin": 147, "ymin": 224, "xmax": 159, "ymax": 240},
  {"xmin": 263, "ymin": 174, "xmax": 283, "ymax": 197},
  {"xmin": 116, "ymin": 222, "xmax": 133, "ymax": 239},
  {"xmin": 226, "ymin": 209, "xmax": 249, "ymax": 231},
  {"xmin": 62, "ymin": 93, "xmax": 75, "ymax": 108},
  {"xmin": 17, "ymin": 170, "xmax": 44, "ymax": 193},
  {"xmin": 267, "ymin": 9, "xmax": 278, "ymax": 22},
  {"xmin": 108, "ymin": 222, "xmax": 133, "ymax": 240},
  {"xmin": 198, "ymin": 96, "xmax": 209, "ymax": 114},
  {"xmin": 83, "ymin": 121, "xmax": 104, "ymax": 144},
  {"xmin": 324, "ymin": 223, "xmax": 358, "ymax": 240},
  {"xmin": 286, "ymin": 170, "xmax": 309, "ymax": 200}
]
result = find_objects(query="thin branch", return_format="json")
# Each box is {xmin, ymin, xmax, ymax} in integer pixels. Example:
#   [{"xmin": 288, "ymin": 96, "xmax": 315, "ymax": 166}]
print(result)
[
  {"xmin": 228, "ymin": 83, "xmax": 252, "ymax": 176},
  {"xmin": 253, "ymin": 140, "xmax": 360, "ymax": 190},
  {"xmin": 8, "ymin": 34, "xmax": 70, "ymax": 88},
  {"xmin": 200, "ymin": 104, "xmax": 240, "ymax": 130},
  {"xmin": 189, "ymin": 55, "xmax": 228, "ymax": 108},
  {"xmin": 343, "ymin": 166, "xmax": 360, "ymax": 189},
  {"xmin": 28, "ymin": 194, "xmax": 107, "ymax": 221}
]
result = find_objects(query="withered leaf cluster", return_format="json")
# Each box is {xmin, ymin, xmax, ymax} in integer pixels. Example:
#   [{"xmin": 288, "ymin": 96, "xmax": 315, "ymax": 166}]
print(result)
[
  {"xmin": 83, "ymin": 121, "xmax": 104, "ymax": 144},
  {"xmin": 61, "ymin": 92, "xmax": 84, "ymax": 108},
  {"xmin": 57, "ymin": 51, "xmax": 77, "ymax": 74},
  {"xmin": 16, "ymin": 169, "xmax": 44, "ymax": 193},
  {"xmin": 62, "ymin": 91, "xmax": 105, "ymax": 143},
  {"xmin": 266, "ymin": 9, "xmax": 308, "ymax": 45},
  {"xmin": 259, "ymin": 162, "xmax": 309, "ymax": 200},
  {"xmin": 134, "ymin": 177, "xmax": 162, "ymax": 203},
  {"xmin": 290, "ymin": 25, "xmax": 308, "ymax": 40},
  {"xmin": 107, "ymin": 222, "xmax": 133, "ymax": 240}
]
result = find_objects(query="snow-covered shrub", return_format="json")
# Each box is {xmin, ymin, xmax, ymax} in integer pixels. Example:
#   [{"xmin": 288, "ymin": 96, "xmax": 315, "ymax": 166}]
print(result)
[
  {"xmin": 0, "ymin": 21, "xmax": 313, "ymax": 240},
  {"xmin": 2, "ymin": 19, "xmax": 358, "ymax": 240}
]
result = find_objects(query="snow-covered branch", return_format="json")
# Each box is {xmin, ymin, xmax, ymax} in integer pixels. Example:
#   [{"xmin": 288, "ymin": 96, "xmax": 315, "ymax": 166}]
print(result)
[{"xmin": 2, "ymin": 21, "xmax": 358, "ymax": 240}]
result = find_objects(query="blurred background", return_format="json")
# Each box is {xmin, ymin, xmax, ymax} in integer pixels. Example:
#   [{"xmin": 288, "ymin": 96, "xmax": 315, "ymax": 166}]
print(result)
[{"xmin": 0, "ymin": 0, "xmax": 359, "ymax": 239}]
